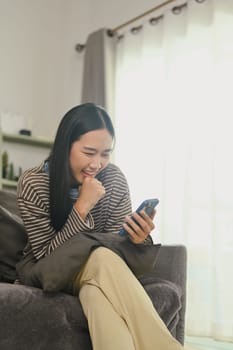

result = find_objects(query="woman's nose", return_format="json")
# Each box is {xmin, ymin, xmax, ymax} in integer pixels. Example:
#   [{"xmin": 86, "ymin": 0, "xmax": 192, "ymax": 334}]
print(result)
[{"xmin": 89, "ymin": 157, "xmax": 102, "ymax": 170}]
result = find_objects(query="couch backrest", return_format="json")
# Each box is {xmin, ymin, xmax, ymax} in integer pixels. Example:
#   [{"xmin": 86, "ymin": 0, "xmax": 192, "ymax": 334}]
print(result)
[
  {"xmin": 0, "ymin": 189, "xmax": 27, "ymax": 283},
  {"xmin": 0, "ymin": 189, "xmax": 19, "ymax": 215}
]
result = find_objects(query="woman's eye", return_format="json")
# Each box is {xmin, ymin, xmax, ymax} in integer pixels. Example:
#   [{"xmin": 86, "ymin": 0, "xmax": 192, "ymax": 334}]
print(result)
[
  {"xmin": 102, "ymin": 153, "xmax": 110, "ymax": 158},
  {"xmin": 83, "ymin": 152, "xmax": 111, "ymax": 158},
  {"xmin": 84, "ymin": 153, "xmax": 95, "ymax": 156}
]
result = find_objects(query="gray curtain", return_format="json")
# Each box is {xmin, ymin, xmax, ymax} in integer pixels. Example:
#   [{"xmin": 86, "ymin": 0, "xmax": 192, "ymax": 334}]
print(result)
[{"xmin": 81, "ymin": 28, "xmax": 116, "ymax": 119}]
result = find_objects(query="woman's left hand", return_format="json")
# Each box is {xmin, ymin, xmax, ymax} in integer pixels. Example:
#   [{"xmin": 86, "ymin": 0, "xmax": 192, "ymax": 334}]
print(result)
[{"xmin": 122, "ymin": 209, "xmax": 156, "ymax": 244}]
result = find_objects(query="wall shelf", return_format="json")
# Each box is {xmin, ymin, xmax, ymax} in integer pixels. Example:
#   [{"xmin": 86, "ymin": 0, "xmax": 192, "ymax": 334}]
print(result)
[
  {"xmin": 3, "ymin": 133, "xmax": 53, "ymax": 148},
  {"xmin": 0, "ymin": 131, "xmax": 53, "ymax": 190},
  {"xmin": 1, "ymin": 178, "xmax": 18, "ymax": 188}
]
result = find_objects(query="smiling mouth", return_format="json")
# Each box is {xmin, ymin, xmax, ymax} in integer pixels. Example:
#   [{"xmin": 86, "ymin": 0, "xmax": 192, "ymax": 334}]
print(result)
[{"xmin": 82, "ymin": 171, "xmax": 97, "ymax": 177}]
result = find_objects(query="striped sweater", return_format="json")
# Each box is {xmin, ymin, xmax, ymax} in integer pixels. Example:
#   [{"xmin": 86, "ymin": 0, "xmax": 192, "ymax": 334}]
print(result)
[{"xmin": 17, "ymin": 162, "xmax": 132, "ymax": 260}]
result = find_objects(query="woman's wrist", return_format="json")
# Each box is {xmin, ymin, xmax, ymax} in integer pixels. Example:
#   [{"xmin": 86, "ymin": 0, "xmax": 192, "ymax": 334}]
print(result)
[{"xmin": 73, "ymin": 203, "xmax": 88, "ymax": 221}]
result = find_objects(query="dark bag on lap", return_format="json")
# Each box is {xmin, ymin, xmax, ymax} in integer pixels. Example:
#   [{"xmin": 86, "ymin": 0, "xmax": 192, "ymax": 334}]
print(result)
[{"xmin": 16, "ymin": 231, "xmax": 161, "ymax": 293}]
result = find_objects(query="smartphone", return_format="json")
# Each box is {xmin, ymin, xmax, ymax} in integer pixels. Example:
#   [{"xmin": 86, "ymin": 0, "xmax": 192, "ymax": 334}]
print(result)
[{"xmin": 119, "ymin": 198, "xmax": 159, "ymax": 236}]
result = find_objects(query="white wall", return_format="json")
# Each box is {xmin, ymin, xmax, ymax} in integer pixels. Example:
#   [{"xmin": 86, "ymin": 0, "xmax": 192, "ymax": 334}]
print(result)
[
  {"xmin": 0, "ymin": 0, "xmax": 91, "ymax": 138},
  {"xmin": 0, "ymin": 0, "xmax": 162, "ymax": 138}
]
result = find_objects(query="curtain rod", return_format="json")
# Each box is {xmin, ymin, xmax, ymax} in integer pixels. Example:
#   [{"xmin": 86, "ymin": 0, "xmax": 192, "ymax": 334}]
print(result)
[
  {"xmin": 75, "ymin": 0, "xmax": 204, "ymax": 52},
  {"xmin": 109, "ymin": 0, "xmax": 177, "ymax": 36},
  {"xmin": 75, "ymin": 0, "xmax": 178, "ymax": 52}
]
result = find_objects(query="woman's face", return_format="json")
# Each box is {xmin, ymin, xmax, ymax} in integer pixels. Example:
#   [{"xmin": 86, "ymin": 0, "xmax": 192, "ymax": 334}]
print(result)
[{"xmin": 69, "ymin": 129, "xmax": 113, "ymax": 184}]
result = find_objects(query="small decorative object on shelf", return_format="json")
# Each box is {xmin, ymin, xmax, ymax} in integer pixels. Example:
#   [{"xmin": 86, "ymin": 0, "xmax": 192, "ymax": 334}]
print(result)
[
  {"xmin": 14, "ymin": 166, "xmax": 22, "ymax": 181},
  {"xmin": 1, "ymin": 151, "xmax": 23, "ymax": 183},
  {"xmin": 2, "ymin": 150, "xmax": 8, "ymax": 179},
  {"xmin": 19, "ymin": 129, "xmax": 31, "ymax": 136},
  {"xmin": 8, "ymin": 163, "xmax": 14, "ymax": 181}
]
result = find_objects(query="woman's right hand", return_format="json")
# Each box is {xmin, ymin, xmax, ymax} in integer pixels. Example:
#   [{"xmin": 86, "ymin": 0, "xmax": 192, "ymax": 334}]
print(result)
[{"xmin": 74, "ymin": 177, "xmax": 105, "ymax": 220}]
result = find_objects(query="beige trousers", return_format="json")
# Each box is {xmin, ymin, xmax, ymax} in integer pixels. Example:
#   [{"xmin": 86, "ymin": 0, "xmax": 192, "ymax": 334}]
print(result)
[{"xmin": 73, "ymin": 247, "xmax": 194, "ymax": 350}]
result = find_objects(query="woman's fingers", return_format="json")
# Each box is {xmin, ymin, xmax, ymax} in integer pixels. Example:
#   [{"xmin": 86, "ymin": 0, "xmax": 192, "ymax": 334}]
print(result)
[
  {"xmin": 123, "ymin": 210, "xmax": 156, "ymax": 244},
  {"xmin": 135, "ymin": 210, "xmax": 156, "ymax": 229}
]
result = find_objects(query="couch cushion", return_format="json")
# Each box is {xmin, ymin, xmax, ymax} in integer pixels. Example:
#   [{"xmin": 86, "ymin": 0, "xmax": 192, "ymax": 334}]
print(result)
[
  {"xmin": 0, "ymin": 282, "xmax": 92, "ymax": 350},
  {"xmin": 0, "ymin": 278, "xmax": 182, "ymax": 350},
  {"xmin": 0, "ymin": 190, "xmax": 27, "ymax": 283},
  {"xmin": 141, "ymin": 276, "xmax": 182, "ymax": 333}
]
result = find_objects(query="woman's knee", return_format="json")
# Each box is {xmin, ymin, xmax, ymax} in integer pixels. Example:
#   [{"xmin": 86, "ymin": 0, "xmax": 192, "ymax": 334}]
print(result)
[
  {"xmin": 90, "ymin": 246, "xmax": 119, "ymax": 265},
  {"xmin": 78, "ymin": 246, "xmax": 129, "ymax": 287},
  {"xmin": 83, "ymin": 247, "xmax": 124, "ymax": 277}
]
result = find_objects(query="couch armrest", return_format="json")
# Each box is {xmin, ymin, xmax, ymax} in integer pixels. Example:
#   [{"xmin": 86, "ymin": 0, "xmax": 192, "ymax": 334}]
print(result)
[{"xmin": 153, "ymin": 245, "xmax": 187, "ymax": 345}]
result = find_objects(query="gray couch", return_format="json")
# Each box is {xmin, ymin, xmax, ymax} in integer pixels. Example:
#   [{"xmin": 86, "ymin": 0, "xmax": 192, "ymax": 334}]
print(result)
[{"xmin": 0, "ymin": 189, "xmax": 187, "ymax": 350}]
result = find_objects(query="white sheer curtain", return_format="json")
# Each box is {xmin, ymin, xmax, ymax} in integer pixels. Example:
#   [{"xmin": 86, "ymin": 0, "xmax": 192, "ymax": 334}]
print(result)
[{"xmin": 114, "ymin": 0, "xmax": 233, "ymax": 342}]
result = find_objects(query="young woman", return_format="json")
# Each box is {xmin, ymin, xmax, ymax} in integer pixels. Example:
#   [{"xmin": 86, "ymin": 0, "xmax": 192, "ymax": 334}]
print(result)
[{"xmin": 16, "ymin": 103, "xmax": 194, "ymax": 350}]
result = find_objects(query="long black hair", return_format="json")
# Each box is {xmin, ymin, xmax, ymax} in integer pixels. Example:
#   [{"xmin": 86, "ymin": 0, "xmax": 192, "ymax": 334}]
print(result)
[{"xmin": 48, "ymin": 103, "xmax": 115, "ymax": 231}]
